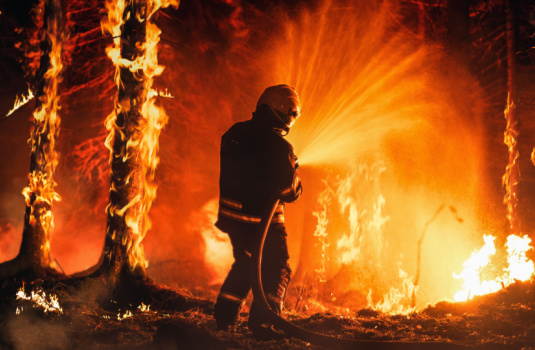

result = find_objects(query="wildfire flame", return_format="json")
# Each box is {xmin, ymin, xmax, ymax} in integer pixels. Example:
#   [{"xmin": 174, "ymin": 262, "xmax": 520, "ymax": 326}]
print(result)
[
  {"xmin": 502, "ymin": 93, "xmax": 519, "ymax": 232},
  {"xmin": 312, "ymin": 185, "xmax": 333, "ymax": 282},
  {"xmin": 102, "ymin": 0, "xmax": 178, "ymax": 270},
  {"xmin": 367, "ymin": 268, "xmax": 417, "ymax": 315},
  {"xmin": 335, "ymin": 164, "xmax": 388, "ymax": 266},
  {"xmin": 6, "ymin": 86, "xmax": 35, "ymax": 117},
  {"xmin": 453, "ymin": 234, "xmax": 534, "ymax": 302},
  {"xmin": 148, "ymin": 88, "xmax": 174, "ymax": 99},
  {"xmin": 16, "ymin": 286, "xmax": 63, "ymax": 314},
  {"xmin": 117, "ymin": 310, "xmax": 133, "ymax": 320},
  {"xmin": 22, "ymin": 172, "xmax": 61, "ymax": 256}
]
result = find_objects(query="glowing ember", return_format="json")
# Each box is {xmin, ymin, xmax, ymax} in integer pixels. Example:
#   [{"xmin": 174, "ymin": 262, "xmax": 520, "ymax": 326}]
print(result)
[
  {"xmin": 453, "ymin": 234, "xmax": 535, "ymax": 302},
  {"xmin": 16, "ymin": 286, "xmax": 63, "ymax": 314},
  {"xmin": 6, "ymin": 86, "xmax": 35, "ymax": 117}
]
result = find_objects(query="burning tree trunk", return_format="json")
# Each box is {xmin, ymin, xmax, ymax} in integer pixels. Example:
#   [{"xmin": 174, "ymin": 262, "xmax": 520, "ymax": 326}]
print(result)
[
  {"xmin": 99, "ymin": 0, "xmax": 151, "ymax": 287},
  {"xmin": 0, "ymin": 0, "xmax": 64, "ymax": 280},
  {"xmin": 503, "ymin": 0, "xmax": 519, "ymax": 234},
  {"xmin": 93, "ymin": 0, "xmax": 177, "ymax": 293}
]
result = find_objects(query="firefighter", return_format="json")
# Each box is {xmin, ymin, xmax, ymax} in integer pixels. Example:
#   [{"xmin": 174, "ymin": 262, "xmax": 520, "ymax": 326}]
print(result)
[{"xmin": 214, "ymin": 84, "xmax": 303, "ymax": 340}]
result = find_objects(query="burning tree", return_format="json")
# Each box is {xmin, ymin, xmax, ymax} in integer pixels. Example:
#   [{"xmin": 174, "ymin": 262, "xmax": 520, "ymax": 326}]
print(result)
[{"xmin": 0, "ymin": 0, "xmax": 64, "ymax": 280}]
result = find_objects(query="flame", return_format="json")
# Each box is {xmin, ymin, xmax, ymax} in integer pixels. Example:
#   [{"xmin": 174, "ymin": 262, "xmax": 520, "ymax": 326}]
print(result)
[
  {"xmin": 453, "ymin": 234, "xmax": 534, "ymax": 302},
  {"xmin": 312, "ymin": 185, "xmax": 333, "ymax": 282},
  {"xmin": 21, "ymin": 0, "xmax": 64, "ymax": 266},
  {"xmin": 102, "ymin": 0, "xmax": 178, "ymax": 270},
  {"xmin": 335, "ymin": 164, "xmax": 388, "ymax": 266},
  {"xmin": 6, "ymin": 87, "xmax": 35, "ymax": 117},
  {"xmin": 137, "ymin": 302, "xmax": 151, "ymax": 312},
  {"xmin": 504, "ymin": 235, "xmax": 535, "ymax": 282},
  {"xmin": 22, "ymin": 172, "xmax": 61, "ymax": 257},
  {"xmin": 367, "ymin": 268, "xmax": 417, "ymax": 315},
  {"xmin": 148, "ymin": 88, "xmax": 174, "ymax": 99},
  {"xmin": 117, "ymin": 310, "xmax": 133, "ymax": 320},
  {"xmin": 502, "ymin": 93, "xmax": 519, "ymax": 232},
  {"xmin": 16, "ymin": 286, "xmax": 63, "ymax": 314}
]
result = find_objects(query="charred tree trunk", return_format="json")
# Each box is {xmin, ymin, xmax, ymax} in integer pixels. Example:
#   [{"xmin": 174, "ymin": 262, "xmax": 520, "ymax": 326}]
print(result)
[
  {"xmin": 0, "ymin": 0, "xmax": 64, "ymax": 280},
  {"xmin": 503, "ymin": 0, "xmax": 519, "ymax": 234}
]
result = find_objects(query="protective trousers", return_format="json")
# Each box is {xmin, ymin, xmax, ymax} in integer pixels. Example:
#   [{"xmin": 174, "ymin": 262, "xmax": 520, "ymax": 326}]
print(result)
[{"xmin": 214, "ymin": 223, "xmax": 291, "ymax": 335}]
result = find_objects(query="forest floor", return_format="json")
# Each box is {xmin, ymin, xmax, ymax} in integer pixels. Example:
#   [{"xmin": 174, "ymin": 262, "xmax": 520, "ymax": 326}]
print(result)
[{"xmin": 1, "ymin": 279, "xmax": 535, "ymax": 349}]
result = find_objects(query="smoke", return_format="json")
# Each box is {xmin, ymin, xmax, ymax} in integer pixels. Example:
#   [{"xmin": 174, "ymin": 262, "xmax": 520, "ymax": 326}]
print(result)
[{"xmin": 5, "ymin": 313, "xmax": 71, "ymax": 350}]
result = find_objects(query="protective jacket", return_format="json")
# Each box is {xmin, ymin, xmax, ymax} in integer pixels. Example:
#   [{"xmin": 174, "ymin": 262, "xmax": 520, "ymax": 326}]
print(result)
[{"xmin": 215, "ymin": 116, "xmax": 302, "ymax": 233}]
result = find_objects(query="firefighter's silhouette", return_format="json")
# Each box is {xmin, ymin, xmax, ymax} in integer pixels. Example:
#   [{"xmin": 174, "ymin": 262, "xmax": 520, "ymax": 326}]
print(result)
[{"xmin": 214, "ymin": 84, "xmax": 303, "ymax": 340}]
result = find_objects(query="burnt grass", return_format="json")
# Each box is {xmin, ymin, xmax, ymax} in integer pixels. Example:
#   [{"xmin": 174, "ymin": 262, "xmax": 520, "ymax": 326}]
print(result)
[{"xmin": 1, "ymin": 279, "xmax": 535, "ymax": 349}]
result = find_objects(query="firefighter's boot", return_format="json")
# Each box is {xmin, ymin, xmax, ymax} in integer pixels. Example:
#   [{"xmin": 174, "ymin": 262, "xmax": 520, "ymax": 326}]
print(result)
[
  {"xmin": 214, "ymin": 292, "xmax": 245, "ymax": 331},
  {"xmin": 248, "ymin": 272, "xmax": 290, "ymax": 341}
]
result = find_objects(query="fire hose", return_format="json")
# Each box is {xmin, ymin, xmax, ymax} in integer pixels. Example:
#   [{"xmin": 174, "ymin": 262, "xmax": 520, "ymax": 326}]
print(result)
[{"xmin": 250, "ymin": 195, "xmax": 467, "ymax": 350}]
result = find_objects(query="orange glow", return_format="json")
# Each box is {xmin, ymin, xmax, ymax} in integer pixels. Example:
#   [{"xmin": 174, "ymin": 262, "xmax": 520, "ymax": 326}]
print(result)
[
  {"xmin": 196, "ymin": 199, "xmax": 233, "ymax": 285},
  {"xmin": 102, "ymin": 0, "xmax": 178, "ymax": 270}
]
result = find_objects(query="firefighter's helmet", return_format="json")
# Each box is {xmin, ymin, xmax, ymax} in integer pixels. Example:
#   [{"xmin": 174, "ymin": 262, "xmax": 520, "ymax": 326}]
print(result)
[{"xmin": 256, "ymin": 84, "xmax": 301, "ymax": 129}]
